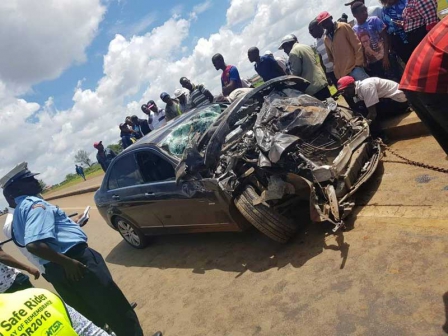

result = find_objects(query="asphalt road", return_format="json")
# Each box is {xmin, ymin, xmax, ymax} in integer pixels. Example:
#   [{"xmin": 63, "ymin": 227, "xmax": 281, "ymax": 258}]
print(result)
[{"xmin": 1, "ymin": 136, "xmax": 448, "ymax": 336}]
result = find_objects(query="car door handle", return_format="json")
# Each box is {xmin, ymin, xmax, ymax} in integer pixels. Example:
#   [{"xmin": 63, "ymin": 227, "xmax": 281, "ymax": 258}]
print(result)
[
  {"xmin": 145, "ymin": 192, "xmax": 154, "ymax": 196},
  {"xmin": 112, "ymin": 195, "xmax": 120, "ymax": 200}
]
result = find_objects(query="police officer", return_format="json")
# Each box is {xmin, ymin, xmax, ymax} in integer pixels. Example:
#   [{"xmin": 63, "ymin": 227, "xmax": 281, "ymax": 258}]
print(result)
[{"xmin": 0, "ymin": 162, "xmax": 150, "ymax": 336}]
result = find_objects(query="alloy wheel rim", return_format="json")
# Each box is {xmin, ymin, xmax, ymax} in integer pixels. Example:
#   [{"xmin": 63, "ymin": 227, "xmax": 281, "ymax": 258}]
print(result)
[{"xmin": 117, "ymin": 220, "xmax": 141, "ymax": 246}]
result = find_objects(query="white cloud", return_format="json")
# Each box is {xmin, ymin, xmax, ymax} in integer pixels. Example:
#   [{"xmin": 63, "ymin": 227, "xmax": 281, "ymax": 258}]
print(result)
[
  {"xmin": 0, "ymin": 0, "xmax": 380, "ymax": 208},
  {"xmin": 193, "ymin": 0, "xmax": 213, "ymax": 15},
  {"xmin": 226, "ymin": 0, "xmax": 259, "ymax": 26},
  {"xmin": 0, "ymin": 0, "xmax": 105, "ymax": 91}
]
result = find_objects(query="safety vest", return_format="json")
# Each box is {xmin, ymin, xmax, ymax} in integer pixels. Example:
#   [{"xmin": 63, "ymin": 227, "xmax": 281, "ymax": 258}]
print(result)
[{"xmin": 0, "ymin": 288, "xmax": 77, "ymax": 336}]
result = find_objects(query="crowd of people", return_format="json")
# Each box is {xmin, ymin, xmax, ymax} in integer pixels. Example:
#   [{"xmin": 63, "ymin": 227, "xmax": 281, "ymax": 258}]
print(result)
[
  {"xmin": 1, "ymin": 3, "xmax": 447, "ymax": 336},
  {"xmin": 108, "ymin": 0, "xmax": 447, "ymax": 156}
]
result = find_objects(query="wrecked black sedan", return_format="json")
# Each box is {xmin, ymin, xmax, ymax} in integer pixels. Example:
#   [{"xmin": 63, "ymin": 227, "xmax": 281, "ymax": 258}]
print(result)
[{"xmin": 95, "ymin": 76, "xmax": 381, "ymax": 248}]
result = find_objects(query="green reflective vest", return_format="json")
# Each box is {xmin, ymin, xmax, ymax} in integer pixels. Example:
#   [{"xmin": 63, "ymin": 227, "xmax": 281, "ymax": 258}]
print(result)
[{"xmin": 0, "ymin": 288, "xmax": 78, "ymax": 336}]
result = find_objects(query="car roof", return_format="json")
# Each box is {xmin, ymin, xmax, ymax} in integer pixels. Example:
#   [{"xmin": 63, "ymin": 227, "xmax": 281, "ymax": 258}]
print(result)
[{"xmin": 119, "ymin": 103, "xmax": 227, "ymax": 154}]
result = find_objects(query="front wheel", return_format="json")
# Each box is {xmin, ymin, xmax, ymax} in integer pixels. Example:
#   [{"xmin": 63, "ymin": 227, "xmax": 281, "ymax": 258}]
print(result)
[
  {"xmin": 114, "ymin": 217, "xmax": 148, "ymax": 249},
  {"xmin": 234, "ymin": 185, "xmax": 298, "ymax": 243}
]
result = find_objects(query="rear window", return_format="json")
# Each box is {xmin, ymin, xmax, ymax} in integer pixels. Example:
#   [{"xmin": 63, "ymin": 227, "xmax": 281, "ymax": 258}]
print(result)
[{"xmin": 160, "ymin": 104, "xmax": 223, "ymax": 157}]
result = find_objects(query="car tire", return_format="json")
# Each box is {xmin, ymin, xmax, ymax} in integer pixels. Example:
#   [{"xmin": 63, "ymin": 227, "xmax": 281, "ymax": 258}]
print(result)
[
  {"xmin": 234, "ymin": 185, "xmax": 297, "ymax": 243},
  {"xmin": 114, "ymin": 217, "xmax": 148, "ymax": 249}
]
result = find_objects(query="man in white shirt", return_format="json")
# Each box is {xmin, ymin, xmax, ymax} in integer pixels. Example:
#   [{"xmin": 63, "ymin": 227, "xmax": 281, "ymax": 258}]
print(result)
[
  {"xmin": 0, "ymin": 212, "xmax": 40, "ymax": 293},
  {"xmin": 3, "ymin": 210, "xmax": 45, "ymax": 273},
  {"xmin": 141, "ymin": 100, "xmax": 166, "ymax": 130},
  {"xmin": 337, "ymin": 76, "xmax": 409, "ymax": 121},
  {"xmin": 309, "ymin": 19, "xmax": 337, "ymax": 85}
]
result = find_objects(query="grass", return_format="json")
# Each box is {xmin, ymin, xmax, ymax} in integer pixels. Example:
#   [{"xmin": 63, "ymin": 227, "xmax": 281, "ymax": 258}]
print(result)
[{"xmin": 43, "ymin": 167, "xmax": 104, "ymax": 194}]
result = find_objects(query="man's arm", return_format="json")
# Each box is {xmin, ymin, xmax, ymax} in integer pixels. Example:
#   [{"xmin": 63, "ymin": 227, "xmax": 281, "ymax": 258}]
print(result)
[
  {"xmin": 223, "ymin": 81, "xmax": 237, "ymax": 96},
  {"xmin": 27, "ymin": 242, "xmax": 86, "ymax": 281},
  {"xmin": 324, "ymin": 39, "xmax": 334, "ymax": 63},
  {"xmin": 98, "ymin": 159, "xmax": 107, "ymax": 172},
  {"xmin": 366, "ymin": 105, "xmax": 378, "ymax": 121},
  {"xmin": 0, "ymin": 246, "xmax": 40, "ymax": 279},
  {"xmin": 204, "ymin": 88, "xmax": 214, "ymax": 103},
  {"xmin": 22, "ymin": 201, "xmax": 87, "ymax": 282},
  {"xmin": 345, "ymin": 25, "xmax": 364, "ymax": 66},
  {"xmin": 289, "ymin": 52, "xmax": 303, "ymax": 77}
]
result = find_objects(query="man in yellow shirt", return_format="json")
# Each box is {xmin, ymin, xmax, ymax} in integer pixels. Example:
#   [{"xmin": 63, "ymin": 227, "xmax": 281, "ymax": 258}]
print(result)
[{"xmin": 317, "ymin": 11, "xmax": 369, "ymax": 81}]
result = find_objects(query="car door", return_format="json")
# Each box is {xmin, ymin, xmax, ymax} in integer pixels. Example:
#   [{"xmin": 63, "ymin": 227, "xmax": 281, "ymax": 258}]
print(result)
[
  {"xmin": 134, "ymin": 148, "xmax": 233, "ymax": 227},
  {"xmin": 106, "ymin": 152, "xmax": 163, "ymax": 229}
]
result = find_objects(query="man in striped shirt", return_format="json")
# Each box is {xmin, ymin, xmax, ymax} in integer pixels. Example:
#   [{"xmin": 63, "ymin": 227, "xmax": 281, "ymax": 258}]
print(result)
[
  {"xmin": 399, "ymin": 17, "xmax": 448, "ymax": 155},
  {"xmin": 180, "ymin": 77, "xmax": 214, "ymax": 108},
  {"xmin": 309, "ymin": 19, "xmax": 337, "ymax": 85}
]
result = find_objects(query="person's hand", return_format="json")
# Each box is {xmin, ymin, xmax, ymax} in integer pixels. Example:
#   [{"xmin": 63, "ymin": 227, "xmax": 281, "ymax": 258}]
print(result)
[
  {"xmin": 27, "ymin": 267, "xmax": 40, "ymax": 280},
  {"xmin": 382, "ymin": 56, "xmax": 390, "ymax": 70},
  {"xmin": 392, "ymin": 19, "xmax": 404, "ymax": 27},
  {"xmin": 62, "ymin": 258, "xmax": 87, "ymax": 282}
]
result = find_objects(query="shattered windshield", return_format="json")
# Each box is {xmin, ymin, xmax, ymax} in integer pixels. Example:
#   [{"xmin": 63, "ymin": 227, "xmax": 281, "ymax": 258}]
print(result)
[{"xmin": 161, "ymin": 104, "xmax": 223, "ymax": 157}]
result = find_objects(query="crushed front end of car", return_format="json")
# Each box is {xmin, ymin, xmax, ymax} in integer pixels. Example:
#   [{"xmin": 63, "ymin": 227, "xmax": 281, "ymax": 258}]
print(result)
[{"xmin": 176, "ymin": 76, "xmax": 382, "ymax": 241}]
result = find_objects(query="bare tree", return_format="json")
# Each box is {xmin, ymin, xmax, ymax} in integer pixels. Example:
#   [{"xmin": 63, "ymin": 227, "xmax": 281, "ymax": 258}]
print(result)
[
  {"xmin": 75, "ymin": 150, "xmax": 93, "ymax": 167},
  {"xmin": 38, "ymin": 179, "xmax": 47, "ymax": 190}
]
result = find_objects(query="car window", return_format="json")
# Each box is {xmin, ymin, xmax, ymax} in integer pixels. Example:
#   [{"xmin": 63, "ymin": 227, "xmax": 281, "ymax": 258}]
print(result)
[
  {"xmin": 160, "ymin": 104, "xmax": 224, "ymax": 157},
  {"xmin": 136, "ymin": 151, "xmax": 175, "ymax": 183},
  {"xmin": 107, "ymin": 154, "xmax": 143, "ymax": 190}
]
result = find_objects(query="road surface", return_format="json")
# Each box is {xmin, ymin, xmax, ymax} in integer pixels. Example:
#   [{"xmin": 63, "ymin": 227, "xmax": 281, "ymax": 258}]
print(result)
[{"xmin": 1, "ymin": 136, "xmax": 448, "ymax": 336}]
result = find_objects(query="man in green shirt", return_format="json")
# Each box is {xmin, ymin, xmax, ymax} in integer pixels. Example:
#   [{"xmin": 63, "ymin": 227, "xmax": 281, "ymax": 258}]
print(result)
[
  {"xmin": 278, "ymin": 34, "xmax": 331, "ymax": 100},
  {"xmin": 160, "ymin": 92, "xmax": 182, "ymax": 122}
]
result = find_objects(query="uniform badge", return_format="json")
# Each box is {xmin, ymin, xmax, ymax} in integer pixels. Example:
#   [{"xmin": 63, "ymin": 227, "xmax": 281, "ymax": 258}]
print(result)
[{"xmin": 31, "ymin": 204, "xmax": 46, "ymax": 210}]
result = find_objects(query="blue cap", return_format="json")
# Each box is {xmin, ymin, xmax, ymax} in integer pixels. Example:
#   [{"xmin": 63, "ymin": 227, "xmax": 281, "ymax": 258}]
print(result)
[
  {"xmin": 160, "ymin": 92, "xmax": 170, "ymax": 100},
  {"xmin": 0, "ymin": 162, "xmax": 40, "ymax": 189}
]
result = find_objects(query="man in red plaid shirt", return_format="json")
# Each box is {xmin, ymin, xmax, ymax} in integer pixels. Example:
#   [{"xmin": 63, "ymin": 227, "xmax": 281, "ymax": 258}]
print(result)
[
  {"xmin": 402, "ymin": 0, "xmax": 438, "ymax": 32},
  {"xmin": 399, "ymin": 17, "xmax": 448, "ymax": 155},
  {"xmin": 400, "ymin": 0, "xmax": 439, "ymax": 55}
]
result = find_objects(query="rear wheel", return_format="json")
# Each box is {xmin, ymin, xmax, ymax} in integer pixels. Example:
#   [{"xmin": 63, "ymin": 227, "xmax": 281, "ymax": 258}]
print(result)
[
  {"xmin": 234, "ymin": 185, "xmax": 297, "ymax": 243},
  {"xmin": 114, "ymin": 217, "xmax": 148, "ymax": 249}
]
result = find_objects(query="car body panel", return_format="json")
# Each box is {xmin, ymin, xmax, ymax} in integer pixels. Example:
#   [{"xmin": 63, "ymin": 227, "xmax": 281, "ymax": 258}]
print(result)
[{"xmin": 94, "ymin": 104, "xmax": 243, "ymax": 236}]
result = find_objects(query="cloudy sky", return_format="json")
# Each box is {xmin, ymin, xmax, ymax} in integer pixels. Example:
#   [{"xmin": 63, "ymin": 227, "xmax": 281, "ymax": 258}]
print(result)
[{"xmin": 0, "ymin": 0, "xmax": 379, "ymax": 205}]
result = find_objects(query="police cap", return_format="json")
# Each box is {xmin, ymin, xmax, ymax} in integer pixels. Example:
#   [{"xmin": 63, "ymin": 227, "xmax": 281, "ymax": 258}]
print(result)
[{"xmin": 0, "ymin": 162, "xmax": 40, "ymax": 189}]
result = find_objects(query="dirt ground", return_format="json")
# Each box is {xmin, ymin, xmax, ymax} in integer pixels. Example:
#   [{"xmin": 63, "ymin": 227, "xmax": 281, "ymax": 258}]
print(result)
[{"xmin": 2, "ymin": 136, "xmax": 448, "ymax": 336}]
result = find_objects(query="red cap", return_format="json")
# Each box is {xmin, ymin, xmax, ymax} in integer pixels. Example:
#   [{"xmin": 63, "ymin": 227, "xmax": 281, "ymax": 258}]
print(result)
[
  {"xmin": 93, "ymin": 141, "xmax": 102, "ymax": 149},
  {"xmin": 316, "ymin": 11, "xmax": 332, "ymax": 24},
  {"xmin": 337, "ymin": 76, "xmax": 355, "ymax": 91}
]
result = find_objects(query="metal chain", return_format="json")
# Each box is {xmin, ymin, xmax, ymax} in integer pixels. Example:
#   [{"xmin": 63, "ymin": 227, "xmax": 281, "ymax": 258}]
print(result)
[{"xmin": 377, "ymin": 139, "xmax": 448, "ymax": 174}]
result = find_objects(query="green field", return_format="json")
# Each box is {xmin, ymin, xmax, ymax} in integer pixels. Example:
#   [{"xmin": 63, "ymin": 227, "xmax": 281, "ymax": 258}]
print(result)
[{"xmin": 42, "ymin": 164, "xmax": 104, "ymax": 194}]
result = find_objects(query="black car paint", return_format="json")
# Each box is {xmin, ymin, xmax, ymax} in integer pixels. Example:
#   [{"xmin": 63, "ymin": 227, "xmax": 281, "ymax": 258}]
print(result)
[{"xmin": 94, "ymin": 105, "xmax": 243, "ymax": 236}]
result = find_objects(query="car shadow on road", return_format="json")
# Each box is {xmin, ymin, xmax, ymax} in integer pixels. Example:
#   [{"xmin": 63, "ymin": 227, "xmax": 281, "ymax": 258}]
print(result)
[
  {"xmin": 106, "ymin": 163, "xmax": 385, "ymax": 276},
  {"xmin": 106, "ymin": 220, "xmax": 352, "ymax": 277}
]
